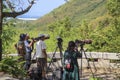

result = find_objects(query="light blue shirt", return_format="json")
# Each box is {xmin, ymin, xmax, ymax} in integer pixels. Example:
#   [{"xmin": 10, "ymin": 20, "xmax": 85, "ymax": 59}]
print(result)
[{"xmin": 24, "ymin": 40, "xmax": 32, "ymax": 53}]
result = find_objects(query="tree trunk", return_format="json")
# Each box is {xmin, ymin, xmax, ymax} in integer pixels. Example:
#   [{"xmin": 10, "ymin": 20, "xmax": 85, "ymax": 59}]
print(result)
[{"xmin": 0, "ymin": 0, "xmax": 2, "ymax": 61}]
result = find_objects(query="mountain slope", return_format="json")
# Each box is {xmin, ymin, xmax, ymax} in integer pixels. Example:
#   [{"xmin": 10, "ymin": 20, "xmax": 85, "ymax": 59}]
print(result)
[{"xmin": 31, "ymin": 0, "xmax": 107, "ymax": 30}]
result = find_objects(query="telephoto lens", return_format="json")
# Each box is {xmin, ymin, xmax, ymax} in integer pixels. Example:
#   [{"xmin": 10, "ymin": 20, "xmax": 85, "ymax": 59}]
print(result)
[
  {"xmin": 56, "ymin": 36, "xmax": 63, "ymax": 43},
  {"xmin": 44, "ymin": 34, "xmax": 50, "ymax": 39}
]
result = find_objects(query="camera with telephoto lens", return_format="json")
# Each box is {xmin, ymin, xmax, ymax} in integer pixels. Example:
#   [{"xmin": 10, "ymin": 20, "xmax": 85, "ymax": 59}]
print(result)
[
  {"xmin": 31, "ymin": 34, "xmax": 50, "ymax": 41},
  {"xmin": 31, "ymin": 37, "xmax": 40, "ymax": 41},
  {"xmin": 75, "ymin": 39, "xmax": 92, "ymax": 46},
  {"xmin": 56, "ymin": 37, "xmax": 63, "ymax": 43}
]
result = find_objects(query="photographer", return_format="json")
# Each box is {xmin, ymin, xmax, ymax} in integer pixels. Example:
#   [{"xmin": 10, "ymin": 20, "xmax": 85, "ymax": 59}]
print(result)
[
  {"xmin": 24, "ymin": 33, "xmax": 34, "ymax": 71},
  {"xmin": 34, "ymin": 34, "xmax": 47, "ymax": 80},
  {"xmin": 15, "ymin": 33, "xmax": 26, "ymax": 61},
  {"xmin": 62, "ymin": 41, "xmax": 82, "ymax": 80}
]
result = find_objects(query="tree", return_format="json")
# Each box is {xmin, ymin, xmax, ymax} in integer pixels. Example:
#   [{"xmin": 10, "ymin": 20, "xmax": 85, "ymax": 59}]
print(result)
[
  {"xmin": 107, "ymin": 0, "xmax": 120, "ymax": 17},
  {"xmin": 0, "ymin": 0, "xmax": 35, "ymax": 60},
  {"xmin": 107, "ymin": 0, "xmax": 120, "ymax": 53}
]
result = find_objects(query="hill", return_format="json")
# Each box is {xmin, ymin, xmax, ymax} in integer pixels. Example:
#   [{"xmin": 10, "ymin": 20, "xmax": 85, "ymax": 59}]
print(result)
[
  {"xmin": 31, "ymin": 0, "xmax": 107, "ymax": 30},
  {"xmin": 3, "ymin": 0, "xmax": 120, "ymax": 53}
]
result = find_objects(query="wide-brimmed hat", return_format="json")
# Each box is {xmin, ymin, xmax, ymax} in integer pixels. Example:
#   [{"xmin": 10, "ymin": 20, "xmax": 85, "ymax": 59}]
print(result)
[{"xmin": 38, "ymin": 34, "xmax": 45, "ymax": 38}]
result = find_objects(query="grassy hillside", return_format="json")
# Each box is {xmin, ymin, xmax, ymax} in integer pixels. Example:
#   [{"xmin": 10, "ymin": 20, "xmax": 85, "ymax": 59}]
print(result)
[
  {"xmin": 3, "ymin": 0, "xmax": 120, "ymax": 53},
  {"xmin": 31, "ymin": 0, "xmax": 107, "ymax": 30}
]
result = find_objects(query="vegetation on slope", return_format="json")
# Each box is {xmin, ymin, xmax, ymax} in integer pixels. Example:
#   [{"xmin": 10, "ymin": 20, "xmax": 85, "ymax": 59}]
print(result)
[
  {"xmin": 31, "ymin": 0, "xmax": 107, "ymax": 30},
  {"xmin": 1, "ymin": 0, "xmax": 120, "ymax": 53}
]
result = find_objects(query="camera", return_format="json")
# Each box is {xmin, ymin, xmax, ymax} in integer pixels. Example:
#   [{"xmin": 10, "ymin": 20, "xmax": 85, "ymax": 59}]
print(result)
[
  {"xmin": 75, "ymin": 39, "xmax": 92, "ymax": 46},
  {"xmin": 56, "ymin": 37, "xmax": 63, "ymax": 43},
  {"xmin": 31, "ymin": 34, "xmax": 50, "ymax": 41},
  {"xmin": 31, "ymin": 37, "xmax": 40, "ymax": 41}
]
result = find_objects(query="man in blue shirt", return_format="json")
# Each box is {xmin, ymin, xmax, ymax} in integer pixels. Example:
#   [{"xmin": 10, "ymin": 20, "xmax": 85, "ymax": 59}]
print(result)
[{"xmin": 24, "ymin": 34, "xmax": 34, "ymax": 70}]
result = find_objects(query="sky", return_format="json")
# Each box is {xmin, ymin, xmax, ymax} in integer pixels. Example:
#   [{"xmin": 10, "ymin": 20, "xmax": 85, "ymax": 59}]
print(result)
[{"xmin": 18, "ymin": 0, "xmax": 66, "ymax": 19}]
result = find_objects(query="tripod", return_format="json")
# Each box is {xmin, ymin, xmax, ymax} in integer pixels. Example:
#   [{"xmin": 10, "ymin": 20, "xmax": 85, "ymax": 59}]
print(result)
[
  {"xmin": 79, "ymin": 43, "xmax": 95, "ymax": 79},
  {"xmin": 47, "ymin": 39, "xmax": 63, "ymax": 80}
]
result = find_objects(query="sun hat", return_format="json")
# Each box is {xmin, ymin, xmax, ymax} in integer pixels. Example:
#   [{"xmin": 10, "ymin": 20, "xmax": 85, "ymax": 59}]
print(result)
[{"xmin": 38, "ymin": 34, "xmax": 45, "ymax": 38}]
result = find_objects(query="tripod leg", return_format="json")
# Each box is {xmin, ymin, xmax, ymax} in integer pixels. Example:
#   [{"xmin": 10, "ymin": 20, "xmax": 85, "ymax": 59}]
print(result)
[
  {"xmin": 83, "ymin": 51, "xmax": 90, "ymax": 69},
  {"xmin": 47, "ymin": 46, "xmax": 58, "ymax": 72},
  {"xmin": 58, "ymin": 44, "xmax": 63, "ymax": 66},
  {"xmin": 83, "ymin": 50, "xmax": 95, "ymax": 78},
  {"xmin": 80, "ymin": 50, "xmax": 83, "ymax": 78}
]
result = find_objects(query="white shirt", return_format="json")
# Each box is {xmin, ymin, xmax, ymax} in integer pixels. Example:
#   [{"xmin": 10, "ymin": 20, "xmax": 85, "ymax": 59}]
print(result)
[{"xmin": 35, "ymin": 40, "xmax": 46, "ymax": 58}]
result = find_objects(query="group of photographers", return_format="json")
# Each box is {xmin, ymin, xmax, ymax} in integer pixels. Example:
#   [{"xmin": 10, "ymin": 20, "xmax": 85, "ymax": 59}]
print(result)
[
  {"xmin": 15, "ymin": 33, "xmax": 48, "ymax": 80},
  {"xmin": 15, "ymin": 33, "xmax": 90, "ymax": 80}
]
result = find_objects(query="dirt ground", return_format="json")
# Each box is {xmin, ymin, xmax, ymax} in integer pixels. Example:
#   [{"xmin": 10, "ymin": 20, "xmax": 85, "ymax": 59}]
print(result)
[{"xmin": 0, "ymin": 68, "xmax": 120, "ymax": 80}]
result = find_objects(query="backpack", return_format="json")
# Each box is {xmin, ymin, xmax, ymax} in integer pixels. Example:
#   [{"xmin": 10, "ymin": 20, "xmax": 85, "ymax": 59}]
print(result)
[
  {"xmin": 64, "ymin": 51, "xmax": 74, "ymax": 72},
  {"xmin": 17, "ymin": 41, "xmax": 26, "ymax": 56}
]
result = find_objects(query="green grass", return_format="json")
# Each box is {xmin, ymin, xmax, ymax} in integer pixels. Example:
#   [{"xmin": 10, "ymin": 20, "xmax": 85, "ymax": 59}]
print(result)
[{"xmin": 29, "ymin": 0, "xmax": 107, "ymax": 30}]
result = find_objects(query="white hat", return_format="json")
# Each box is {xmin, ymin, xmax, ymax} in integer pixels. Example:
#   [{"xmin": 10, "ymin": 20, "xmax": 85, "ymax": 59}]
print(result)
[{"xmin": 39, "ymin": 34, "xmax": 45, "ymax": 38}]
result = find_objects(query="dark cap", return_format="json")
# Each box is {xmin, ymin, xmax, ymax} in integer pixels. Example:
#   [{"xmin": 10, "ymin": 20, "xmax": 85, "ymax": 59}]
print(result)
[{"xmin": 20, "ymin": 33, "xmax": 26, "ymax": 40}]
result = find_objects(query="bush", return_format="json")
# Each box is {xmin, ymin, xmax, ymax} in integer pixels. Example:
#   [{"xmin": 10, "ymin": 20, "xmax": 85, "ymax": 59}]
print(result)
[
  {"xmin": 89, "ymin": 77, "xmax": 102, "ymax": 80},
  {"xmin": 0, "ymin": 56, "xmax": 26, "ymax": 78}
]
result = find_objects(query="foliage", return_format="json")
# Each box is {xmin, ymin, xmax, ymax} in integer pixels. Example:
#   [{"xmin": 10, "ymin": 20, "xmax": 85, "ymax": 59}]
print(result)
[
  {"xmin": 2, "ymin": 0, "xmax": 120, "ymax": 53},
  {"xmin": 1, "ymin": 19, "xmax": 17, "ymax": 54},
  {"xmin": 89, "ymin": 77, "xmax": 102, "ymax": 80},
  {"xmin": 30, "ymin": 0, "xmax": 107, "ymax": 30},
  {"xmin": 46, "ymin": 17, "xmax": 73, "ymax": 51},
  {"xmin": 107, "ymin": 0, "xmax": 120, "ymax": 17},
  {"xmin": 45, "ymin": 15, "xmax": 120, "ymax": 53},
  {"xmin": 0, "ymin": 56, "xmax": 26, "ymax": 78},
  {"xmin": 10, "ymin": 16, "xmax": 120, "ymax": 53},
  {"xmin": 107, "ymin": 0, "xmax": 120, "ymax": 55}
]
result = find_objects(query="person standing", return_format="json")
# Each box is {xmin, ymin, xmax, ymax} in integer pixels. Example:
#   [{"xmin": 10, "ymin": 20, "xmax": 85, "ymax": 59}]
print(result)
[
  {"xmin": 15, "ymin": 33, "xmax": 26, "ymax": 61},
  {"xmin": 62, "ymin": 41, "xmax": 82, "ymax": 80},
  {"xmin": 35, "ymin": 34, "xmax": 47, "ymax": 80},
  {"xmin": 24, "ymin": 33, "xmax": 34, "ymax": 71}
]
